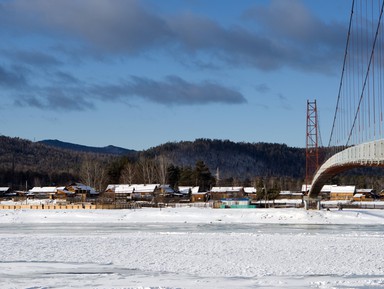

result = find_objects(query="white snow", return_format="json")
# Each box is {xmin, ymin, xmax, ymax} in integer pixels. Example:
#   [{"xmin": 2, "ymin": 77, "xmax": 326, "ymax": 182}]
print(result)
[{"xmin": 1, "ymin": 207, "xmax": 384, "ymax": 288}]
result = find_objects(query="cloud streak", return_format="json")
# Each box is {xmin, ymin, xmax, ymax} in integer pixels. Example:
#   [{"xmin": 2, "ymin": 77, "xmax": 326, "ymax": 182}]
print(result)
[
  {"xmin": 125, "ymin": 75, "xmax": 247, "ymax": 105},
  {"xmin": 0, "ymin": 0, "xmax": 347, "ymax": 73},
  {"xmin": 0, "ymin": 65, "xmax": 27, "ymax": 88},
  {"xmin": 92, "ymin": 75, "xmax": 247, "ymax": 106},
  {"xmin": 11, "ymin": 74, "xmax": 246, "ymax": 111},
  {"xmin": 0, "ymin": 0, "xmax": 349, "ymax": 113}
]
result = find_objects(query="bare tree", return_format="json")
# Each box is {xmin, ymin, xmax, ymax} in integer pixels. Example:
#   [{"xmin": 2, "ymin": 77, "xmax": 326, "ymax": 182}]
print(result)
[
  {"xmin": 139, "ymin": 158, "xmax": 157, "ymax": 184},
  {"xmin": 156, "ymin": 155, "xmax": 169, "ymax": 185},
  {"xmin": 80, "ymin": 155, "xmax": 109, "ymax": 192},
  {"xmin": 119, "ymin": 161, "xmax": 136, "ymax": 184}
]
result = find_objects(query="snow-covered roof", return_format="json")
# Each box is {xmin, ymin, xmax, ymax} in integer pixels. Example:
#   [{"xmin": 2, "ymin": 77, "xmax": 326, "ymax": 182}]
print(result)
[
  {"xmin": 0, "ymin": 187, "xmax": 10, "ymax": 192},
  {"xmin": 70, "ymin": 183, "xmax": 98, "ymax": 194},
  {"xmin": 178, "ymin": 186, "xmax": 199, "ymax": 194},
  {"xmin": 130, "ymin": 184, "xmax": 159, "ymax": 193},
  {"xmin": 330, "ymin": 186, "xmax": 355, "ymax": 193},
  {"xmin": 30, "ymin": 187, "xmax": 57, "ymax": 193},
  {"xmin": 159, "ymin": 184, "xmax": 175, "ymax": 193},
  {"xmin": 178, "ymin": 186, "xmax": 192, "ymax": 194},
  {"xmin": 280, "ymin": 191, "xmax": 302, "ymax": 196},
  {"xmin": 356, "ymin": 188, "xmax": 374, "ymax": 193},
  {"xmin": 192, "ymin": 191, "xmax": 207, "ymax": 195},
  {"xmin": 244, "ymin": 187, "xmax": 256, "ymax": 193},
  {"xmin": 108, "ymin": 184, "xmax": 135, "ymax": 194},
  {"xmin": 301, "ymin": 184, "xmax": 340, "ymax": 193},
  {"xmin": 107, "ymin": 184, "xmax": 159, "ymax": 194},
  {"xmin": 211, "ymin": 187, "xmax": 243, "ymax": 192}
]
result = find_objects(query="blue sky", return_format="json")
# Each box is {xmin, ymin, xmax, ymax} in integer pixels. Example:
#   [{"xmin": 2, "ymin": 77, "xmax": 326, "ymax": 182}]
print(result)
[{"xmin": 0, "ymin": 0, "xmax": 351, "ymax": 150}]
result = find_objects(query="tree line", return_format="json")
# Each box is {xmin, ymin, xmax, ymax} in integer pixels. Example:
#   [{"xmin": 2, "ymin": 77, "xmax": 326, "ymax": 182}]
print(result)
[{"xmin": 2, "ymin": 136, "xmax": 384, "ymax": 193}]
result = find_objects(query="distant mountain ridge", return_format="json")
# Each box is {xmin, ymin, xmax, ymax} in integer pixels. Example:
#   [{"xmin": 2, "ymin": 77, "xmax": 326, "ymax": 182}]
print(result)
[{"xmin": 39, "ymin": 139, "xmax": 136, "ymax": 156}]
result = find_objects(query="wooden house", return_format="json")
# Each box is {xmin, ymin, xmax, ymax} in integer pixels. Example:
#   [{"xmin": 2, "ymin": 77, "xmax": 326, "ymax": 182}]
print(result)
[
  {"xmin": 209, "ymin": 187, "xmax": 244, "ymax": 200},
  {"xmin": 191, "ymin": 191, "xmax": 208, "ymax": 202},
  {"xmin": 130, "ymin": 184, "xmax": 159, "ymax": 201},
  {"xmin": 29, "ymin": 186, "xmax": 57, "ymax": 199},
  {"xmin": 0, "ymin": 187, "xmax": 11, "ymax": 197},
  {"xmin": 244, "ymin": 187, "xmax": 257, "ymax": 200},
  {"xmin": 355, "ymin": 188, "xmax": 376, "ymax": 200},
  {"xmin": 330, "ymin": 185, "xmax": 356, "ymax": 201},
  {"xmin": 105, "ymin": 184, "xmax": 134, "ymax": 203},
  {"xmin": 65, "ymin": 183, "xmax": 98, "ymax": 202},
  {"xmin": 105, "ymin": 184, "xmax": 159, "ymax": 202}
]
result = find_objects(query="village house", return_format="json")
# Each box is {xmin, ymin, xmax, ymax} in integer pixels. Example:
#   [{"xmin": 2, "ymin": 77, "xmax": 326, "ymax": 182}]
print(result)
[
  {"xmin": 354, "ymin": 188, "xmax": 376, "ymax": 201},
  {"xmin": 302, "ymin": 184, "xmax": 339, "ymax": 200},
  {"xmin": 244, "ymin": 187, "xmax": 257, "ymax": 200},
  {"xmin": 29, "ymin": 186, "xmax": 58, "ymax": 199},
  {"xmin": 105, "ymin": 184, "xmax": 133, "ymax": 203},
  {"xmin": 209, "ymin": 187, "xmax": 245, "ymax": 200},
  {"xmin": 330, "ymin": 185, "xmax": 356, "ymax": 201},
  {"xmin": 178, "ymin": 186, "xmax": 199, "ymax": 196},
  {"xmin": 105, "ymin": 184, "xmax": 160, "ymax": 203},
  {"xmin": 65, "ymin": 183, "xmax": 99, "ymax": 203},
  {"xmin": 0, "ymin": 187, "xmax": 11, "ymax": 197},
  {"xmin": 191, "ymin": 190, "xmax": 207, "ymax": 202}
]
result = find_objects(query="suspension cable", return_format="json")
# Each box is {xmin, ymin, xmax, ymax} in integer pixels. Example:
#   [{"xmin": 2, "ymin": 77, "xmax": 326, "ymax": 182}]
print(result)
[
  {"xmin": 328, "ymin": 0, "xmax": 355, "ymax": 147},
  {"xmin": 346, "ymin": 0, "xmax": 384, "ymax": 146}
]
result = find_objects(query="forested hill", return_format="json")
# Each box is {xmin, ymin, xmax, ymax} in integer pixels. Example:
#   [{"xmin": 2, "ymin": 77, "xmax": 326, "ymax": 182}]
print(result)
[
  {"xmin": 0, "ymin": 136, "xmax": 114, "ymax": 188},
  {"xmin": 39, "ymin": 139, "xmax": 135, "ymax": 155},
  {"xmin": 142, "ymin": 139, "xmax": 306, "ymax": 179},
  {"xmin": 0, "ymin": 136, "xmax": 306, "ymax": 189}
]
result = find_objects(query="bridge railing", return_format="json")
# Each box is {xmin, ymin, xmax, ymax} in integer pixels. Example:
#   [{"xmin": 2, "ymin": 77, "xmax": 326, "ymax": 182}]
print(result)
[{"xmin": 310, "ymin": 139, "xmax": 384, "ymax": 198}]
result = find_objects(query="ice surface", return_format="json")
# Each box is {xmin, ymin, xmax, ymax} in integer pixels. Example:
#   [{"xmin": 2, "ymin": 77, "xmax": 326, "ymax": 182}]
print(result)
[{"xmin": 1, "ymin": 207, "xmax": 384, "ymax": 288}]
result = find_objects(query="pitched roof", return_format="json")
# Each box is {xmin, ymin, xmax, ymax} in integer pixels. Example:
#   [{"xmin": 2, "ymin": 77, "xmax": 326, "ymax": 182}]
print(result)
[{"xmin": 211, "ymin": 187, "xmax": 243, "ymax": 192}]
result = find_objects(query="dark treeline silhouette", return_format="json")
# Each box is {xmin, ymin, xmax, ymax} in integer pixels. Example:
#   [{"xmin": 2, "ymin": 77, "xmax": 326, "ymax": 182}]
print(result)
[{"xmin": 2, "ymin": 136, "xmax": 384, "ymax": 192}]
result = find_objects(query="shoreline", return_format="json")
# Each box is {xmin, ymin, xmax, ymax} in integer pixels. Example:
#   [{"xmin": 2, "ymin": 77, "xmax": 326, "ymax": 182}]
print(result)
[{"xmin": 1, "ymin": 207, "xmax": 384, "ymax": 225}]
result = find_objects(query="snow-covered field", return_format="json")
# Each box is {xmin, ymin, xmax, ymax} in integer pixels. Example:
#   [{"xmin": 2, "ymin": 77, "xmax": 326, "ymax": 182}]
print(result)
[{"xmin": 1, "ymin": 207, "xmax": 384, "ymax": 288}]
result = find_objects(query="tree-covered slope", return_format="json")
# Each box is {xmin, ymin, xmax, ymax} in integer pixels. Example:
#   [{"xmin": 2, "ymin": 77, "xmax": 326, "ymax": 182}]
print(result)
[{"xmin": 143, "ymin": 139, "xmax": 306, "ymax": 179}]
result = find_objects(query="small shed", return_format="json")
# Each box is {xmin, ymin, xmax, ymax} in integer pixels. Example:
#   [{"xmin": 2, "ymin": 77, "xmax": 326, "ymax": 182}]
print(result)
[
  {"xmin": 191, "ymin": 191, "xmax": 207, "ymax": 202},
  {"xmin": 220, "ymin": 198, "xmax": 254, "ymax": 208}
]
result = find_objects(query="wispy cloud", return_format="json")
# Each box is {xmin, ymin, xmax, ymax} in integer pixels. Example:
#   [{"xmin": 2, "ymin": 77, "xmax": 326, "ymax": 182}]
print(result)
[
  {"xmin": 277, "ymin": 93, "xmax": 292, "ymax": 110},
  {"xmin": 0, "ymin": 0, "xmax": 348, "ymax": 112},
  {"xmin": 14, "ymin": 86, "xmax": 95, "ymax": 111},
  {"xmin": 255, "ymin": 83, "xmax": 270, "ymax": 94},
  {"xmin": 0, "ymin": 0, "xmax": 346, "ymax": 73},
  {"xmin": 0, "ymin": 65, "xmax": 27, "ymax": 88},
  {"xmin": 92, "ymin": 75, "xmax": 247, "ymax": 106}
]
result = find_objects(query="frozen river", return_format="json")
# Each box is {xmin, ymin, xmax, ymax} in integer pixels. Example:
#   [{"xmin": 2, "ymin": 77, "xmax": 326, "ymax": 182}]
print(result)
[
  {"xmin": 0, "ymin": 209, "xmax": 384, "ymax": 288},
  {"xmin": 1, "ymin": 217, "xmax": 384, "ymax": 289}
]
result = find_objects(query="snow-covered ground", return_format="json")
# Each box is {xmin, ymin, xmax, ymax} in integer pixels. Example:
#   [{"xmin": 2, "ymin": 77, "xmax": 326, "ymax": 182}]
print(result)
[{"xmin": 1, "ymin": 207, "xmax": 384, "ymax": 288}]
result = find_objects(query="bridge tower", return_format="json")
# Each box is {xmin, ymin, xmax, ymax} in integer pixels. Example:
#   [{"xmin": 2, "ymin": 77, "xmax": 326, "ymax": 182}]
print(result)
[
  {"xmin": 305, "ymin": 100, "xmax": 321, "ymax": 209},
  {"xmin": 305, "ymin": 100, "xmax": 319, "ymax": 189}
]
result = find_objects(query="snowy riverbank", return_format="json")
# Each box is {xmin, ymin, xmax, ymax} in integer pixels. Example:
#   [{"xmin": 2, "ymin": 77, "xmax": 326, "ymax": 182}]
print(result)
[{"xmin": 2, "ymin": 206, "xmax": 384, "ymax": 225}]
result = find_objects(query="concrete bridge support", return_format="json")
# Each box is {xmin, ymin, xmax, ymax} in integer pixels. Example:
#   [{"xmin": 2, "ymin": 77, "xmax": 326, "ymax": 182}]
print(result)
[{"xmin": 304, "ymin": 197, "xmax": 321, "ymax": 210}]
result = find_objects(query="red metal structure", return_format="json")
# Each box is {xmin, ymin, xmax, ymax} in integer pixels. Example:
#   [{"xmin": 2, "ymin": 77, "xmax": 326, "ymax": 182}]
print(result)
[{"xmin": 305, "ymin": 100, "xmax": 319, "ymax": 192}]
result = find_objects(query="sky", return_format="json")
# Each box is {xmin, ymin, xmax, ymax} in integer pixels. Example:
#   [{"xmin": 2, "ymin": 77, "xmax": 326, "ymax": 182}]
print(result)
[{"xmin": 0, "ymin": 0, "xmax": 352, "ymax": 150}]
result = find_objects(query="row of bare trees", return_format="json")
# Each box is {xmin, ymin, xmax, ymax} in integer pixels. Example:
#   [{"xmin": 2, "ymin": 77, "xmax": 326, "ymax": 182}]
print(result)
[{"xmin": 79, "ymin": 155, "xmax": 173, "ymax": 192}]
